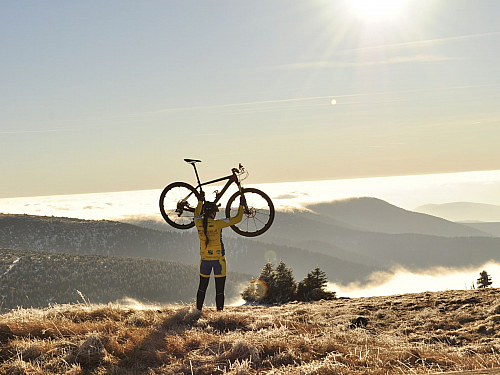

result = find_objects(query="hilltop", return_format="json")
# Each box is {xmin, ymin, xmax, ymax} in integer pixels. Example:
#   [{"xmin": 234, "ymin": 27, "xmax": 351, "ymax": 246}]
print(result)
[
  {"xmin": 306, "ymin": 198, "xmax": 490, "ymax": 237},
  {"xmin": 2, "ymin": 288, "xmax": 500, "ymax": 374}
]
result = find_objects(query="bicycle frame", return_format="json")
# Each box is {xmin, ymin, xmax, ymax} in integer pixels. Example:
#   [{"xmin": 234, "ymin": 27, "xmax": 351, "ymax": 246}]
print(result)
[
  {"xmin": 160, "ymin": 160, "xmax": 274, "ymax": 235},
  {"xmin": 186, "ymin": 162, "xmax": 245, "ymax": 211}
]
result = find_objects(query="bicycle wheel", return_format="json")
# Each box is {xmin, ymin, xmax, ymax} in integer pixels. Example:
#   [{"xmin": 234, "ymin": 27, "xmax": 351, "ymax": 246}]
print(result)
[
  {"xmin": 159, "ymin": 182, "xmax": 202, "ymax": 229},
  {"xmin": 225, "ymin": 188, "xmax": 275, "ymax": 237}
]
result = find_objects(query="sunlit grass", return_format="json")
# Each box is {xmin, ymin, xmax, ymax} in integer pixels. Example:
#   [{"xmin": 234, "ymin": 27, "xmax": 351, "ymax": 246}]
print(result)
[{"xmin": 2, "ymin": 288, "xmax": 500, "ymax": 374}]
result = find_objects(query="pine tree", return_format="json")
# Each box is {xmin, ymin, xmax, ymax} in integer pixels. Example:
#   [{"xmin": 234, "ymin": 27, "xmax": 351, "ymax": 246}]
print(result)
[
  {"xmin": 241, "ymin": 261, "xmax": 276, "ymax": 303},
  {"xmin": 272, "ymin": 260, "xmax": 296, "ymax": 304},
  {"xmin": 477, "ymin": 270, "xmax": 493, "ymax": 289},
  {"xmin": 241, "ymin": 262, "xmax": 336, "ymax": 305},
  {"xmin": 297, "ymin": 265, "xmax": 336, "ymax": 302},
  {"xmin": 306, "ymin": 266, "xmax": 328, "ymax": 290}
]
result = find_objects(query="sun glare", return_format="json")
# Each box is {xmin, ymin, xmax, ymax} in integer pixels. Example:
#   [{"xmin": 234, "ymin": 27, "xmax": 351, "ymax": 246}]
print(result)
[{"xmin": 348, "ymin": 0, "xmax": 407, "ymax": 21}]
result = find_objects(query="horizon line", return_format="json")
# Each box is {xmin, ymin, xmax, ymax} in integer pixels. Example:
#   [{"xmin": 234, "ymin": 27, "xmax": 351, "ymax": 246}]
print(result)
[{"xmin": 1, "ymin": 168, "xmax": 499, "ymax": 200}]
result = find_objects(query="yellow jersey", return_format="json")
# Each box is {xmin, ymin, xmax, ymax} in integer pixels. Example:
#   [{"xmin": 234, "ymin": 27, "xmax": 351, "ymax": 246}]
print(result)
[{"xmin": 194, "ymin": 201, "xmax": 244, "ymax": 260}]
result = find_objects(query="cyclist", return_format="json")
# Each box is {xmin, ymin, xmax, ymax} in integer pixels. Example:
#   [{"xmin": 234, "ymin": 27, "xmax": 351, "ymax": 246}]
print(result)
[{"xmin": 194, "ymin": 194, "xmax": 244, "ymax": 311}]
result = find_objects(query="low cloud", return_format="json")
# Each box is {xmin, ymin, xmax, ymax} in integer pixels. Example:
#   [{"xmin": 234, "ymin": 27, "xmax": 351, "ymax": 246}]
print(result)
[
  {"xmin": 47, "ymin": 205, "xmax": 71, "ymax": 211},
  {"xmin": 274, "ymin": 194, "xmax": 300, "ymax": 200},
  {"xmin": 329, "ymin": 262, "xmax": 500, "ymax": 298},
  {"xmin": 274, "ymin": 191, "xmax": 310, "ymax": 200}
]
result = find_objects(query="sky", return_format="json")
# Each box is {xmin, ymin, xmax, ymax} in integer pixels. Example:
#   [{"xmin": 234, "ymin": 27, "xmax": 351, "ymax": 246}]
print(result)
[{"xmin": 2, "ymin": 0, "xmax": 500, "ymax": 198}]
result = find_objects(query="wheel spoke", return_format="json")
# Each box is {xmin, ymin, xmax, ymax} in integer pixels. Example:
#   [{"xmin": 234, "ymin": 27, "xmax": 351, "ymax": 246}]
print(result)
[
  {"xmin": 224, "ymin": 188, "xmax": 274, "ymax": 237},
  {"xmin": 160, "ymin": 183, "xmax": 199, "ymax": 229}
]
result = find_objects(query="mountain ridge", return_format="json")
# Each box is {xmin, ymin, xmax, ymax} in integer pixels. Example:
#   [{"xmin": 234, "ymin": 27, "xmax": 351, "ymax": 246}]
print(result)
[
  {"xmin": 0, "ymin": 213, "xmax": 378, "ymax": 285},
  {"xmin": 3, "ymin": 195, "xmax": 500, "ymax": 301},
  {"xmin": 305, "ymin": 197, "xmax": 490, "ymax": 237}
]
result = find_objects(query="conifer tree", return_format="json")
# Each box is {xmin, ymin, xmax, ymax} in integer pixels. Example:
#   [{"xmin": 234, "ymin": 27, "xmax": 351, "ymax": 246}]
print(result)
[
  {"xmin": 272, "ymin": 260, "xmax": 296, "ymax": 304},
  {"xmin": 477, "ymin": 270, "xmax": 493, "ymax": 289},
  {"xmin": 241, "ymin": 261, "xmax": 276, "ymax": 303},
  {"xmin": 306, "ymin": 266, "xmax": 329, "ymax": 290},
  {"xmin": 241, "ymin": 262, "xmax": 336, "ymax": 305},
  {"xmin": 297, "ymin": 265, "xmax": 336, "ymax": 302}
]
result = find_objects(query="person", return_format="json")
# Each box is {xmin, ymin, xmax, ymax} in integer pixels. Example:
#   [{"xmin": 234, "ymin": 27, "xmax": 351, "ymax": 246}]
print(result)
[{"xmin": 194, "ymin": 195, "xmax": 244, "ymax": 311}]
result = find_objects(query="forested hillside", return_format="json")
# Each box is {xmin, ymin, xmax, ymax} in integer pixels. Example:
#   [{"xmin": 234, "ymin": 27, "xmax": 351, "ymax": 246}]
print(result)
[
  {"xmin": 0, "ymin": 213, "xmax": 379, "ymax": 284},
  {"xmin": 0, "ymin": 248, "xmax": 250, "ymax": 311},
  {"xmin": 0, "ymin": 214, "xmax": 196, "ymax": 261}
]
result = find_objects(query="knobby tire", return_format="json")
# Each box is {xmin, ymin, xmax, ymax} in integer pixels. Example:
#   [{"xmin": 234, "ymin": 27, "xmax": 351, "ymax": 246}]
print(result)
[
  {"xmin": 159, "ymin": 182, "xmax": 201, "ymax": 229},
  {"xmin": 225, "ymin": 188, "xmax": 275, "ymax": 237}
]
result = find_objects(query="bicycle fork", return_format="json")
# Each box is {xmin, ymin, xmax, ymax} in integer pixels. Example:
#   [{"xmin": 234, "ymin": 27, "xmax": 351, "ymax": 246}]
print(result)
[{"xmin": 236, "ymin": 181, "xmax": 250, "ymax": 214}]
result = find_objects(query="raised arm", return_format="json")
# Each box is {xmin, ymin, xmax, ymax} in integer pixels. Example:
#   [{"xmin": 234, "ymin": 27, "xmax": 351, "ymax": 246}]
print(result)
[
  {"xmin": 194, "ymin": 200, "xmax": 203, "ymax": 218},
  {"xmin": 215, "ymin": 196, "xmax": 245, "ymax": 229}
]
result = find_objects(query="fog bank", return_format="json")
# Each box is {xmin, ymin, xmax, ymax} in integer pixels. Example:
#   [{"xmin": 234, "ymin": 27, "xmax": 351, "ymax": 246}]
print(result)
[{"xmin": 330, "ymin": 262, "xmax": 500, "ymax": 298}]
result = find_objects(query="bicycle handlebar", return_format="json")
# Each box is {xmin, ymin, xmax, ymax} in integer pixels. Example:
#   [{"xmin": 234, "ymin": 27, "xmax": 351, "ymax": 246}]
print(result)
[
  {"xmin": 233, "ymin": 164, "xmax": 249, "ymax": 183},
  {"xmin": 232, "ymin": 163, "xmax": 245, "ymax": 174}
]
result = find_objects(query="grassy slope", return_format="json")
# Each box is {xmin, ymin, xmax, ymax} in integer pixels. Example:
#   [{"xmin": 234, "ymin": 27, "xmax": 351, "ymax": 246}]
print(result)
[{"xmin": 2, "ymin": 288, "xmax": 500, "ymax": 374}]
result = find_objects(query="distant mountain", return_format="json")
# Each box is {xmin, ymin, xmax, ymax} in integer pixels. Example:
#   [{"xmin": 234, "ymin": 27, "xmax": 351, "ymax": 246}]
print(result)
[
  {"xmin": 258, "ymin": 210, "xmax": 381, "ymax": 264},
  {"xmin": 254, "ymin": 204, "xmax": 500, "ymax": 270},
  {"xmin": 125, "ymin": 204, "xmax": 500, "ymax": 272},
  {"xmin": 6, "ymin": 202, "xmax": 500, "ymax": 295},
  {"xmin": 291, "ymin": 239, "xmax": 381, "ymax": 267},
  {"xmin": 414, "ymin": 202, "xmax": 500, "ymax": 223},
  {"xmin": 125, "ymin": 211, "xmax": 385, "ymax": 273},
  {"xmin": 305, "ymin": 198, "xmax": 489, "ymax": 237},
  {"xmin": 463, "ymin": 222, "xmax": 500, "ymax": 237},
  {"xmin": 0, "ymin": 213, "xmax": 378, "ymax": 285}
]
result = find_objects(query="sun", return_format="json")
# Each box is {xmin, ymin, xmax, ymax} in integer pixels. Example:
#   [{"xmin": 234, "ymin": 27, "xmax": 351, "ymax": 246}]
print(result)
[{"xmin": 348, "ymin": 0, "xmax": 407, "ymax": 21}]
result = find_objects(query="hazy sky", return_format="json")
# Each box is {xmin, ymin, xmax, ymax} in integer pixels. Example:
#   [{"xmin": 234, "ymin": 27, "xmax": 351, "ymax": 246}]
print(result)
[{"xmin": 1, "ymin": 0, "xmax": 500, "ymax": 198}]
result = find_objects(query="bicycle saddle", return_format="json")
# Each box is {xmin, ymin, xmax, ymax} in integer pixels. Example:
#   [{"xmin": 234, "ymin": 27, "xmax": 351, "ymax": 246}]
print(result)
[{"xmin": 184, "ymin": 158, "xmax": 202, "ymax": 164}]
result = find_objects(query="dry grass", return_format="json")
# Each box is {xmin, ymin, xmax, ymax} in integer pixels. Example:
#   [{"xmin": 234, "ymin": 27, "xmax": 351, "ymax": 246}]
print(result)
[{"xmin": 3, "ymin": 288, "xmax": 500, "ymax": 374}]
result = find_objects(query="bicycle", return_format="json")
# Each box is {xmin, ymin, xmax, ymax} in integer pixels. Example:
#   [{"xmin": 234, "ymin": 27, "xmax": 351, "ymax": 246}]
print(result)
[{"xmin": 159, "ymin": 159, "xmax": 275, "ymax": 237}]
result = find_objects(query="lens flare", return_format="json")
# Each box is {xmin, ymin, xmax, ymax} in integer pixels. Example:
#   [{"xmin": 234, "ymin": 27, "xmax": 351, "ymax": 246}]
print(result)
[
  {"xmin": 264, "ymin": 250, "xmax": 277, "ymax": 263},
  {"xmin": 249, "ymin": 279, "xmax": 268, "ymax": 300}
]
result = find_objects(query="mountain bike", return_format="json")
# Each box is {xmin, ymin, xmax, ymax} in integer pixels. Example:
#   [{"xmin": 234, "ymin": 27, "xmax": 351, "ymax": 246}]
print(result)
[{"xmin": 159, "ymin": 159, "xmax": 275, "ymax": 237}]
